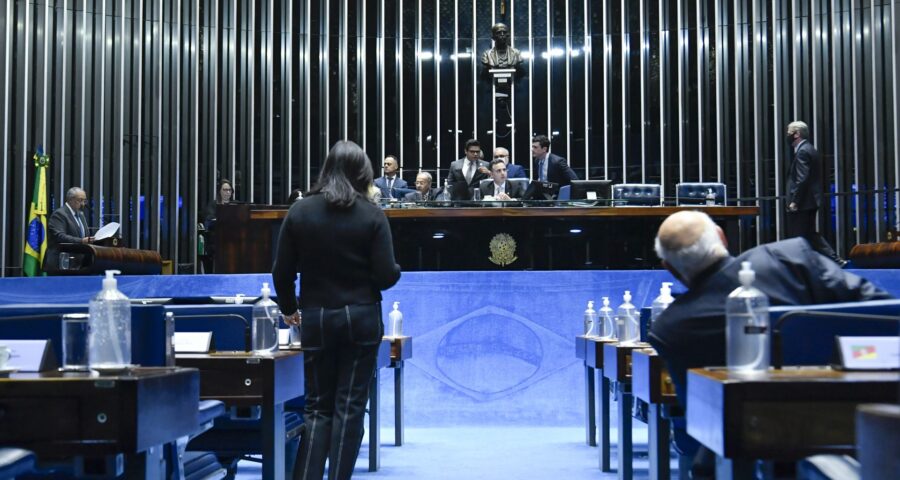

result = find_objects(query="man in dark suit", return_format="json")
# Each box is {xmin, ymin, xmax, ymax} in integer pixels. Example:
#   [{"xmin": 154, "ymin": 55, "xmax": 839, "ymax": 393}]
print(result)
[
  {"xmin": 373, "ymin": 155, "xmax": 408, "ymax": 199},
  {"xmin": 44, "ymin": 187, "xmax": 93, "ymax": 272},
  {"xmin": 531, "ymin": 134, "xmax": 577, "ymax": 186},
  {"xmin": 448, "ymin": 139, "xmax": 490, "ymax": 200},
  {"xmin": 785, "ymin": 121, "xmax": 844, "ymax": 266},
  {"xmin": 493, "ymin": 147, "xmax": 527, "ymax": 179},
  {"xmin": 479, "ymin": 159, "xmax": 526, "ymax": 199},
  {"xmin": 404, "ymin": 172, "xmax": 440, "ymax": 201},
  {"xmin": 648, "ymin": 210, "xmax": 890, "ymax": 477}
]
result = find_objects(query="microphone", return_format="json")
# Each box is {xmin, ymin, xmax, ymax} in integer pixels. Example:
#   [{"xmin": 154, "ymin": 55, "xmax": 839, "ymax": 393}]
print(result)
[{"xmin": 771, "ymin": 310, "xmax": 900, "ymax": 370}]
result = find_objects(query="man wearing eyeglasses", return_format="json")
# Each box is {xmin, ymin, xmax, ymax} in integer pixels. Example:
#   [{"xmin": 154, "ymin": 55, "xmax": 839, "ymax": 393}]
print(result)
[
  {"xmin": 493, "ymin": 147, "xmax": 527, "ymax": 179},
  {"xmin": 44, "ymin": 186, "xmax": 93, "ymax": 273}
]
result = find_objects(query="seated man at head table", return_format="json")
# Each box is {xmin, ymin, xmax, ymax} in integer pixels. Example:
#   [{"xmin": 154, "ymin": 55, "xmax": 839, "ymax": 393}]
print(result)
[
  {"xmin": 649, "ymin": 211, "xmax": 891, "ymax": 404},
  {"xmin": 647, "ymin": 211, "xmax": 891, "ymax": 473},
  {"xmin": 493, "ymin": 147, "xmax": 527, "ymax": 179},
  {"xmin": 404, "ymin": 172, "xmax": 441, "ymax": 202},
  {"xmin": 479, "ymin": 159, "xmax": 526, "ymax": 200},
  {"xmin": 374, "ymin": 155, "xmax": 408, "ymax": 199}
]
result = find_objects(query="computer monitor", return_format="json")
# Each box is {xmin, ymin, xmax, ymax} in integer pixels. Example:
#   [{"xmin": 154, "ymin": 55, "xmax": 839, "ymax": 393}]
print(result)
[
  {"xmin": 570, "ymin": 180, "xmax": 613, "ymax": 201},
  {"xmin": 523, "ymin": 181, "xmax": 560, "ymax": 200}
]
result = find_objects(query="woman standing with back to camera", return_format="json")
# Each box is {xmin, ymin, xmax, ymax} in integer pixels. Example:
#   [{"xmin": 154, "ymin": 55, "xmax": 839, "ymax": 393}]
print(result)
[{"xmin": 272, "ymin": 140, "xmax": 401, "ymax": 480}]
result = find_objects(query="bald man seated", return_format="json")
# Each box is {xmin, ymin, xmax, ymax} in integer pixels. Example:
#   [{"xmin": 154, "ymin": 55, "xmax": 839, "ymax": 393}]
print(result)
[
  {"xmin": 649, "ymin": 211, "xmax": 890, "ymax": 405},
  {"xmin": 648, "ymin": 211, "xmax": 891, "ymax": 475}
]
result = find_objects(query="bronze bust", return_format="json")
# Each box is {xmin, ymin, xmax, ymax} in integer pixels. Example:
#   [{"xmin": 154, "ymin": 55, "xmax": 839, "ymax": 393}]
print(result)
[{"xmin": 481, "ymin": 23, "xmax": 522, "ymax": 69}]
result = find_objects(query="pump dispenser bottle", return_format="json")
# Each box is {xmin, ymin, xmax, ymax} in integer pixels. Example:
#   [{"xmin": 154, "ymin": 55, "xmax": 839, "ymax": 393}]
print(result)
[
  {"xmin": 89, "ymin": 270, "xmax": 131, "ymax": 370},
  {"xmin": 726, "ymin": 262, "xmax": 770, "ymax": 372},
  {"xmin": 615, "ymin": 290, "xmax": 640, "ymax": 344},
  {"xmin": 252, "ymin": 283, "xmax": 280, "ymax": 354}
]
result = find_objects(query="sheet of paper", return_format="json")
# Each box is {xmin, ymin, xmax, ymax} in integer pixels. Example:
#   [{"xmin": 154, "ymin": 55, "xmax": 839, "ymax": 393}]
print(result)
[{"xmin": 94, "ymin": 222, "xmax": 120, "ymax": 240}]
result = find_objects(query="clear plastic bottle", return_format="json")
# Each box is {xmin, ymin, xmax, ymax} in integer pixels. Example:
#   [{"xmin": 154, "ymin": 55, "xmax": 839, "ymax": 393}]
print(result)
[
  {"xmin": 388, "ymin": 301, "xmax": 403, "ymax": 337},
  {"xmin": 598, "ymin": 297, "xmax": 615, "ymax": 339},
  {"xmin": 89, "ymin": 270, "xmax": 132, "ymax": 369},
  {"xmin": 583, "ymin": 300, "xmax": 598, "ymax": 336},
  {"xmin": 650, "ymin": 282, "xmax": 675, "ymax": 326},
  {"xmin": 439, "ymin": 179, "xmax": 451, "ymax": 201},
  {"xmin": 615, "ymin": 290, "xmax": 640, "ymax": 344},
  {"xmin": 726, "ymin": 262, "xmax": 770, "ymax": 373},
  {"xmin": 705, "ymin": 188, "xmax": 716, "ymax": 206},
  {"xmin": 252, "ymin": 283, "xmax": 280, "ymax": 354}
]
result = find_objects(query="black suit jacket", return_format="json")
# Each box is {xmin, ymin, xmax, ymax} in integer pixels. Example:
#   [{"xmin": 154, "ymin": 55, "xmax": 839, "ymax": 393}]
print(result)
[
  {"xmin": 448, "ymin": 158, "xmax": 490, "ymax": 200},
  {"xmin": 647, "ymin": 238, "xmax": 891, "ymax": 408},
  {"xmin": 403, "ymin": 188, "xmax": 440, "ymax": 202},
  {"xmin": 534, "ymin": 153, "xmax": 578, "ymax": 186},
  {"xmin": 479, "ymin": 180, "xmax": 526, "ymax": 199},
  {"xmin": 787, "ymin": 140, "xmax": 823, "ymax": 211},
  {"xmin": 44, "ymin": 205, "xmax": 89, "ymax": 271}
]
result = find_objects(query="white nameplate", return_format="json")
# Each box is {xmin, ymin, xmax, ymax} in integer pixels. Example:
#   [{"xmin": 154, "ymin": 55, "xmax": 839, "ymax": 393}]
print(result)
[
  {"xmin": 0, "ymin": 339, "xmax": 53, "ymax": 372},
  {"xmin": 173, "ymin": 332, "xmax": 213, "ymax": 353},
  {"xmin": 586, "ymin": 191, "xmax": 598, "ymax": 200},
  {"xmin": 837, "ymin": 336, "xmax": 900, "ymax": 370},
  {"xmin": 278, "ymin": 329, "xmax": 291, "ymax": 346}
]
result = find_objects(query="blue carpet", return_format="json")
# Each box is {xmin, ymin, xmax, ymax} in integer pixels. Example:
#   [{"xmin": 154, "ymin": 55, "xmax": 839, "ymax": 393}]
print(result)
[{"xmin": 236, "ymin": 425, "xmax": 670, "ymax": 479}]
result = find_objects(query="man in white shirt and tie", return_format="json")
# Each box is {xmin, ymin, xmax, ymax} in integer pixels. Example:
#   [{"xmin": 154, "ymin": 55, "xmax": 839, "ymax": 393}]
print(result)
[
  {"xmin": 479, "ymin": 159, "xmax": 526, "ymax": 200},
  {"xmin": 448, "ymin": 139, "xmax": 490, "ymax": 200},
  {"xmin": 44, "ymin": 187, "xmax": 93, "ymax": 273},
  {"xmin": 374, "ymin": 155, "xmax": 408, "ymax": 199}
]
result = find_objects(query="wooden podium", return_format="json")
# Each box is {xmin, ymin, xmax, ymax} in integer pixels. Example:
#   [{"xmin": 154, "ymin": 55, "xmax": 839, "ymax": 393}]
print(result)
[{"xmin": 57, "ymin": 244, "xmax": 163, "ymax": 275}]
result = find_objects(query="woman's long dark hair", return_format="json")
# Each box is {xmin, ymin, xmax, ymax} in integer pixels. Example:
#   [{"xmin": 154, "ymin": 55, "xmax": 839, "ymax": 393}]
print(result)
[{"xmin": 308, "ymin": 141, "xmax": 374, "ymax": 208}]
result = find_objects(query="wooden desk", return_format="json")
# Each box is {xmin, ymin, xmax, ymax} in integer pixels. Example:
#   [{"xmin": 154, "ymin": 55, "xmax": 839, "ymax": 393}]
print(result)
[
  {"xmin": 603, "ymin": 341, "xmax": 652, "ymax": 480},
  {"xmin": 0, "ymin": 367, "xmax": 198, "ymax": 477},
  {"xmin": 632, "ymin": 348, "xmax": 677, "ymax": 480},
  {"xmin": 386, "ymin": 336, "xmax": 413, "ymax": 446},
  {"xmin": 216, "ymin": 204, "xmax": 758, "ymax": 272},
  {"xmin": 175, "ymin": 351, "xmax": 304, "ymax": 480},
  {"xmin": 575, "ymin": 335, "xmax": 616, "ymax": 471},
  {"xmin": 687, "ymin": 367, "xmax": 900, "ymax": 479}
]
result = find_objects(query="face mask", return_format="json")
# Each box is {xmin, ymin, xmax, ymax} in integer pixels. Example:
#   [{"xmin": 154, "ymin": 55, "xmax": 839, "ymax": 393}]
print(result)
[{"xmin": 786, "ymin": 133, "xmax": 795, "ymax": 145}]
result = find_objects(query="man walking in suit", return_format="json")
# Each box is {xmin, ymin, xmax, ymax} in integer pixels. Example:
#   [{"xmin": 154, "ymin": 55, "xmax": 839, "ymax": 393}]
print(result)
[
  {"xmin": 374, "ymin": 155, "xmax": 408, "ymax": 199},
  {"xmin": 480, "ymin": 159, "xmax": 526, "ymax": 200},
  {"xmin": 493, "ymin": 147, "xmax": 527, "ymax": 179},
  {"xmin": 785, "ymin": 121, "xmax": 845, "ymax": 266},
  {"xmin": 44, "ymin": 187, "xmax": 93, "ymax": 272},
  {"xmin": 531, "ymin": 134, "xmax": 577, "ymax": 186},
  {"xmin": 448, "ymin": 139, "xmax": 490, "ymax": 200},
  {"xmin": 404, "ymin": 172, "xmax": 440, "ymax": 201}
]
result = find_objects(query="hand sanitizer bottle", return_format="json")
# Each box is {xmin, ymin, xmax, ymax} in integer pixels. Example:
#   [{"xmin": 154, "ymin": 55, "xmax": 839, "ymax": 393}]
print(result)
[
  {"xmin": 726, "ymin": 262, "xmax": 770, "ymax": 373},
  {"xmin": 388, "ymin": 302, "xmax": 403, "ymax": 337},
  {"xmin": 599, "ymin": 297, "xmax": 615, "ymax": 339},
  {"xmin": 252, "ymin": 283, "xmax": 280, "ymax": 354},
  {"xmin": 705, "ymin": 188, "xmax": 716, "ymax": 206},
  {"xmin": 583, "ymin": 301, "xmax": 598, "ymax": 336},
  {"xmin": 89, "ymin": 270, "xmax": 132, "ymax": 370},
  {"xmin": 650, "ymin": 282, "xmax": 675, "ymax": 326},
  {"xmin": 615, "ymin": 290, "xmax": 639, "ymax": 344}
]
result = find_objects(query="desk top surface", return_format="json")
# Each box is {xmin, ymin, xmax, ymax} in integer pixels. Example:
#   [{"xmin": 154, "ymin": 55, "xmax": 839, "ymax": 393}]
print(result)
[
  {"xmin": 689, "ymin": 366, "xmax": 900, "ymax": 384},
  {"xmin": 1, "ymin": 366, "xmax": 194, "ymax": 382}
]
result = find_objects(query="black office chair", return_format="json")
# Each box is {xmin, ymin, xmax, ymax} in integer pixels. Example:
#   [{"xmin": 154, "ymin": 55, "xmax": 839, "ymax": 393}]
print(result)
[
  {"xmin": 612, "ymin": 183, "xmax": 662, "ymax": 206},
  {"xmin": 675, "ymin": 182, "xmax": 727, "ymax": 205}
]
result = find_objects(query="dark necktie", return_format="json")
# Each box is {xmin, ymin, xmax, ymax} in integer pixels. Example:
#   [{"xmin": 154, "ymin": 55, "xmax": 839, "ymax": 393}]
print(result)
[
  {"xmin": 539, "ymin": 159, "xmax": 546, "ymax": 182},
  {"xmin": 465, "ymin": 162, "xmax": 474, "ymax": 184}
]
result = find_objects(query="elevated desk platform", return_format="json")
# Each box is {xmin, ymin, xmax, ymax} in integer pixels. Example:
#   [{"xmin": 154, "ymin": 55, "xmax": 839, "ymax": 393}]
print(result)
[{"xmin": 215, "ymin": 204, "xmax": 758, "ymax": 272}]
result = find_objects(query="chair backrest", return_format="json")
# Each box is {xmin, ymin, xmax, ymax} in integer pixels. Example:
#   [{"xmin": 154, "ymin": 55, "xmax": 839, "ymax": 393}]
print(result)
[
  {"xmin": 557, "ymin": 185, "xmax": 571, "ymax": 200},
  {"xmin": 0, "ymin": 304, "xmax": 168, "ymax": 367},
  {"xmin": 612, "ymin": 183, "xmax": 662, "ymax": 205},
  {"xmin": 675, "ymin": 182, "xmax": 726, "ymax": 205},
  {"xmin": 508, "ymin": 178, "xmax": 529, "ymax": 190},
  {"xmin": 769, "ymin": 299, "xmax": 900, "ymax": 366},
  {"xmin": 478, "ymin": 178, "xmax": 493, "ymax": 190}
]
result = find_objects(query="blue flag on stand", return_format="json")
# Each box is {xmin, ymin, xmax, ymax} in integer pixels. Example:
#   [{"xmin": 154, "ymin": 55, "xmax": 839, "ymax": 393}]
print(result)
[{"xmin": 23, "ymin": 146, "xmax": 50, "ymax": 276}]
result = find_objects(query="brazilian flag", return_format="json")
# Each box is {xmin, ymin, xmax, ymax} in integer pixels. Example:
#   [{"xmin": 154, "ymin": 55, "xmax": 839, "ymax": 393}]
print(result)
[{"xmin": 23, "ymin": 147, "xmax": 50, "ymax": 277}]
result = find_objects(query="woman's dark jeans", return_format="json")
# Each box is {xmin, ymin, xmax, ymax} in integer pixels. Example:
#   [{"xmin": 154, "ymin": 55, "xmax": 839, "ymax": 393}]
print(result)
[{"xmin": 293, "ymin": 303, "xmax": 383, "ymax": 480}]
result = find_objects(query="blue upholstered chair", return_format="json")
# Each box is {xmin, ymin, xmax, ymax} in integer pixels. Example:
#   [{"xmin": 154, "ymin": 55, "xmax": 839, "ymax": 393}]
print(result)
[
  {"xmin": 0, "ymin": 448, "xmax": 35, "ymax": 479},
  {"xmin": 557, "ymin": 185, "xmax": 571, "ymax": 201},
  {"xmin": 675, "ymin": 182, "xmax": 726, "ymax": 205},
  {"xmin": 612, "ymin": 183, "xmax": 662, "ymax": 206}
]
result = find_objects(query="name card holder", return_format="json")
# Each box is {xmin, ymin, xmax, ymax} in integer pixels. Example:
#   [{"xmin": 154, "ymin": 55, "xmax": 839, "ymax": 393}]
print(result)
[
  {"xmin": 173, "ymin": 332, "xmax": 214, "ymax": 353},
  {"xmin": 0, "ymin": 339, "xmax": 58, "ymax": 372},
  {"xmin": 834, "ymin": 336, "xmax": 900, "ymax": 371}
]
